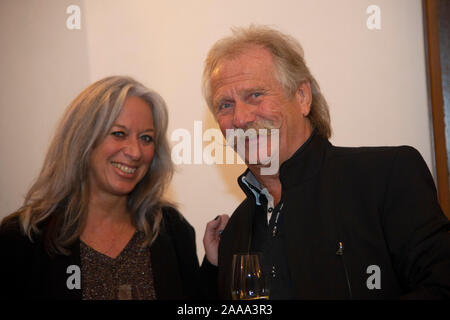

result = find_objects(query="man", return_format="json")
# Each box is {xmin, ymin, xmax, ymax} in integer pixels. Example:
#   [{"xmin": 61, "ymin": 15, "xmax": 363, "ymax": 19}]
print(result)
[{"xmin": 202, "ymin": 25, "xmax": 450, "ymax": 299}]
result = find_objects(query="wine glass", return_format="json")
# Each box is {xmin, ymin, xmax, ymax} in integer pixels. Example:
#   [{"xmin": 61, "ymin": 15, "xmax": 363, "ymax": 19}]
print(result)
[{"xmin": 231, "ymin": 253, "xmax": 269, "ymax": 300}]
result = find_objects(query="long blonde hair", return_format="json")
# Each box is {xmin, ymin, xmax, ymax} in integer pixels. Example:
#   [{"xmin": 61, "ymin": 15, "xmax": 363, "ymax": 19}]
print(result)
[
  {"xmin": 2, "ymin": 76, "xmax": 173, "ymax": 255},
  {"xmin": 202, "ymin": 25, "xmax": 332, "ymax": 139}
]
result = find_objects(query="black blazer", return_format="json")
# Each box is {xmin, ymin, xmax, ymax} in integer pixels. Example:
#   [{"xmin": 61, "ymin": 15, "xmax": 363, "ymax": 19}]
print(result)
[
  {"xmin": 0, "ymin": 206, "xmax": 209, "ymax": 299},
  {"xmin": 218, "ymin": 133, "xmax": 450, "ymax": 299}
]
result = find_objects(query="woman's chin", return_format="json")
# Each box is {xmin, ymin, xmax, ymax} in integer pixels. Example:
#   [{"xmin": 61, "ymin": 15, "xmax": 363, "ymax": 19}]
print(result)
[{"xmin": 108, "ymin": 182, "xmax": 138, "ymax": 196}]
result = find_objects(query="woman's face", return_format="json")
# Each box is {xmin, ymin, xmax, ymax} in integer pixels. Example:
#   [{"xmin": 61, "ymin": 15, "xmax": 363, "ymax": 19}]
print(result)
[{"xmin": 88, "ymin": 96, "xmax": 155, "ymax": 198}]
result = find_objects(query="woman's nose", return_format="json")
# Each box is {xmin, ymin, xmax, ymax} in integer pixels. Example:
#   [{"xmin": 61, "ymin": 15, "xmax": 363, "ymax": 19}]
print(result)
[{"xmin": 123, "ymin": 138, "xmax": 142, "ymax": 161}]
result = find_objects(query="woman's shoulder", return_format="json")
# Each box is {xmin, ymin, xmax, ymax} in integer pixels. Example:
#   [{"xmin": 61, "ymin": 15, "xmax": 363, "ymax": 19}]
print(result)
[
  {"xmin": 160, "ymin": 205, "xmax": 195, "ymax": 237},
  {"xmin": 0, "ymin": 214, "xmax": 23, "ymax": 238},
  {"xmin": 0, "ymin": 213, "xmax": 37, "ymax": 253},
  {"xmin": 161, "ymin": 205, "xmax": 190, "ymax": 226}
]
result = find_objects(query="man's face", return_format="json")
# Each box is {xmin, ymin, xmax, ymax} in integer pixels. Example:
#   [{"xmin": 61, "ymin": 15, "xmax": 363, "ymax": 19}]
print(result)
[{"xmin": 210, "ymin": 46, "xmax": 313, "ymax": 173}]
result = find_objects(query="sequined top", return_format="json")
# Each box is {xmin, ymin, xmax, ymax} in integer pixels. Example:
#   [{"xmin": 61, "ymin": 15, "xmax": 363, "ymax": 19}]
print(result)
[{"xmin": 80, "ymin": 231, "xmax": 157, "ymax": 300}]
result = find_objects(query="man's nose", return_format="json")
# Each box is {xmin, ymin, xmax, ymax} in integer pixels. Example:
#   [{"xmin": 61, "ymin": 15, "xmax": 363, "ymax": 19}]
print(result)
[
  {"xmin": 123, "ymin": 138, "xmax": 142, "ymax": 161},
  {"xmin": 232, "ymin": 101, "xmax": 256, "ymax": 128}
]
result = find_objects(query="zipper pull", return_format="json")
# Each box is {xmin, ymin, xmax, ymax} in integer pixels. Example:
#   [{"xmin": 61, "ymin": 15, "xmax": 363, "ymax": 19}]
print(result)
[
  {"xmin": 272, "ymin": 225, "xmax": 277, "ymax": 237},
  {"xmin": 336, "ymin": 241, "xmax": 344, "ymax": 256}
]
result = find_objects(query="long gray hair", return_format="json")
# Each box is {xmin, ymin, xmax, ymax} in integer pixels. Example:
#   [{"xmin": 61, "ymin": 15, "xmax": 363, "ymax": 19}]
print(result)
[
  {"xmin": 4, "ymin": 76, "xmax": 173, "ymax": 255},
  {"xmin": 202, "ymin": 25, "xmax": 332, "ymax": 139}
]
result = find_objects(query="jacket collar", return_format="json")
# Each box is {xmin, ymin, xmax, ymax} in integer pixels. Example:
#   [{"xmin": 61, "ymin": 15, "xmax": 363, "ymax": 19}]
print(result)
[
  {"xmin": 279, "ymin": 129, "xmax": 330, "ymax": 189},
  {"xmin": 238, "ymin": 129, "xmax": 330, "ymax": 196}
]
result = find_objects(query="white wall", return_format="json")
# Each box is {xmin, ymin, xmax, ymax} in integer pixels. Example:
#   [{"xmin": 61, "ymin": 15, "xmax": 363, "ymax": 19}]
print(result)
[
  {"xmin": 0, "ymin": 0, "xmax": 434, "ymax": 261},
  {"xmin": 0, "ymin": 0, "xmax": 90, "ymax": 218}
]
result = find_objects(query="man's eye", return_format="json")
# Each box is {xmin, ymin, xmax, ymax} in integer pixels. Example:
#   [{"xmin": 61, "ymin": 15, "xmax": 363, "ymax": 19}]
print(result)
[
  {"xmin": 141, "ymin": 135, "xmax": 154, "ymax": 144},
  {"xmin": 218, "ymin": 102, "xmax": 233, "ymax": 111},
  {"xmin": 251, "ymin": 92, "xmax": 263, "ymax": 98}
]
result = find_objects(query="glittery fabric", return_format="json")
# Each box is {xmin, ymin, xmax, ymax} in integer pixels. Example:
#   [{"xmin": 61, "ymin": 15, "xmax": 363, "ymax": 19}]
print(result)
[{"xmin": 80, "ymin": 231, "xmax": 157, "ymax": 300}]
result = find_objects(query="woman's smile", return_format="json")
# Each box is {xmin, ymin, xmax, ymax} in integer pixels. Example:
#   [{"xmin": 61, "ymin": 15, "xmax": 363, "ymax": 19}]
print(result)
[{"xmin": 111, "ymin": 161, "xmax": 138, "ymax": 176}]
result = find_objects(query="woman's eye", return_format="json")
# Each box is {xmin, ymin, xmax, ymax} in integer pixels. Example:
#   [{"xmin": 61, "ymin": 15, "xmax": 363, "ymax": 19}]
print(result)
[
  {"xmin": 111, "ymin": 131, "xmax": 125, "ymax": 138},
  {"xmin": 141, "ymin": 135, "xmax": 154, "ymax": 144}
]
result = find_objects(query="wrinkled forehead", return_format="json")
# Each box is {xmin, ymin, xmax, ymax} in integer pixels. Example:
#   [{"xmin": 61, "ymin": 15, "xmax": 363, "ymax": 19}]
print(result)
[
  {"xmin": 213, "ymin": 46, "xmax": 274, "ymax": 75},
  {"xmin": 210, "ymin": 47, "xmax": 278, "ymax": 92}
]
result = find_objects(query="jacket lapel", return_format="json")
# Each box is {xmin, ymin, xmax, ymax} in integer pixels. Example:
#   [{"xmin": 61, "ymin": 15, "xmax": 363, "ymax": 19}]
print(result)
[
  {"xmin": 150, "ymin": 229, "xmax": 184, "ymax": 299},
  {"xmin": 282, "ymin": 162, "xmax": 348, "ymax": 298},
  {"xmin": 44, "ymin": 240, "xmax": 82, "ymax": 299},
  {"xmin": 218, "ymin": 198, "xmax": 255, "ymax": 299}
]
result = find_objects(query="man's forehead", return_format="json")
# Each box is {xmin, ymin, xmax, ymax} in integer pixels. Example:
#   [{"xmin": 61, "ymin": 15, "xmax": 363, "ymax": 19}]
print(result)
[
  {"xmin": 213, "ymin": 47, "xmax": 274, "ymax": 76},
  {"xmin": 210, "ymin": 71, "xmax": 270, "ymax": 102},
  {"xmin": 210, "ymin": 47, "xmax": 276, "ymax": 92}
]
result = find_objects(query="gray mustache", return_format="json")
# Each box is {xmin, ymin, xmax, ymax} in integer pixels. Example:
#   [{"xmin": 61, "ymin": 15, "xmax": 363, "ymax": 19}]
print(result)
[{"xmin": 225, "ymin": 127, "xmax": 279, "ymax": 146}]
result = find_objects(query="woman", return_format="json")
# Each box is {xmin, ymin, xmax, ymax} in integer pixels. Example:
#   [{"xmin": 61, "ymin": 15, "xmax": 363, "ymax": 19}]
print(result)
[{"xmin": 0, "ymin": 76, "xmax": 225, "ymax": 299}]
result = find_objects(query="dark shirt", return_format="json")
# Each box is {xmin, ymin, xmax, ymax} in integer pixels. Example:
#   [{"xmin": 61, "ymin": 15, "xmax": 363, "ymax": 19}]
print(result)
[
  {"xmin": 250, "ymin": 196, "xmax": 294, "ymax": 299},
  {"xmin": 80, "ymin": 231, "xmax": 157, "ymax": 300}
]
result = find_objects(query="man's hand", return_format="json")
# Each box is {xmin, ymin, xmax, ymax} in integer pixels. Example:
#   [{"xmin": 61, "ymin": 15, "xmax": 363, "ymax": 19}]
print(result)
[{"xmin": 203, "ymin": 214, "xmax": 229, "ymax": 266}]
